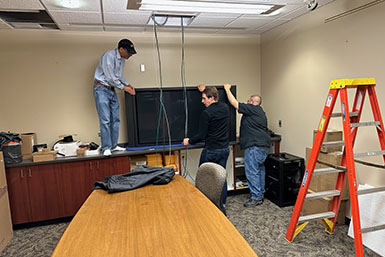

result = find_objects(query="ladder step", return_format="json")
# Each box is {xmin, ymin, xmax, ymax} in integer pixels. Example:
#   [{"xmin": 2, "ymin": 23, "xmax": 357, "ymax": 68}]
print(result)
[
  {"xmin": 322, "ymin": 141, "xmax": 345, "ymax": 147},
  {"xmin": 305, "ymin": 190, "xmax": 341, "ymax": 200},
  {"xmin": 331, "ymin": 112, "xmax": 359, "ymax": 118},
  {"xmin": 299, "ymin": 211, "xmax": 335, "ymax": 223},
  {"xmin": 357, "ymin": 185, "xmax": 385, "ymax": 195},
  {"xmin": 354, "ymin": 150, "xmax": 385, "ymax": 158},
  {"xmin": 350, "ymin": 121, "xmax": 380, "ymax": 128},
  {"xmin": 362, "ymin": 224, "xmax": 385, "ymax": 234},
  {"xmin": 314, "ymin": 167, "xmax": 344, "ymax": 175}
]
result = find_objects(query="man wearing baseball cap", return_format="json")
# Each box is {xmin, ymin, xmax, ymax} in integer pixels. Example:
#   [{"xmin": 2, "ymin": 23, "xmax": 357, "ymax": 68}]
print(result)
[{"xmin": 94, "ymin": 39, "xmax": 137, "ymax": 156}]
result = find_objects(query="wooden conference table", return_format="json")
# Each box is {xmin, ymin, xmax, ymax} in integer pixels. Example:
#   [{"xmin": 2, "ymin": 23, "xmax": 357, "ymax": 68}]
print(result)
[{"xmin": 52, "ymin": 175, "xmax": 258, "ymax": 257}]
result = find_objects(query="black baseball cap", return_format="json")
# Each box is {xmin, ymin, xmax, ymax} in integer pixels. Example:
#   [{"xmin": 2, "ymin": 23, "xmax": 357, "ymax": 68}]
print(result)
[{"xmin": 118, "ymin": 39, "xmax": 137, "ymax": 55}]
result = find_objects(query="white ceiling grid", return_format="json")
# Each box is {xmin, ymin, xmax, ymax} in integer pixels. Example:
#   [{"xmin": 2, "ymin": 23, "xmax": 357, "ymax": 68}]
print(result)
[{"xmin": 0, "ymin": 0, "xmax": 336, "ymax": 34}]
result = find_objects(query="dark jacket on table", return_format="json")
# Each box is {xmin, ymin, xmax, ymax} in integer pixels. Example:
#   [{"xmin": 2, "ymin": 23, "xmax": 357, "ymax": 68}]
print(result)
[{"xmin": 94, "ymin": 166, "xmax": 175, "ymax": 193}]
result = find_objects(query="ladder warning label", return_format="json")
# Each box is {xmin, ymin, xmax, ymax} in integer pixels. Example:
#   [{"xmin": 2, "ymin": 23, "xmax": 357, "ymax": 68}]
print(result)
[
  {"xmin": 302, "ymin": 170, "xmax": 308, "ymax": 188},
  {"xmin": 326, "ymin": 94, "xmax": 333, "ymax": 107},
  {"xmin": 318, "ymin": 116, "xmax": 326, "ymax": 131}
]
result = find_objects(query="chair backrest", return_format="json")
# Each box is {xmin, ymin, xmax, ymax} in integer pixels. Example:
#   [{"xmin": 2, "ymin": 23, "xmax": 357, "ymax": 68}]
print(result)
[{"xmin": 195, "ymin": 162, "xmax": 227, "ymax": 214}]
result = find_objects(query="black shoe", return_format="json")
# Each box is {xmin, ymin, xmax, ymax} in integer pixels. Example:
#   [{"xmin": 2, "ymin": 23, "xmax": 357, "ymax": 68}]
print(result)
[{"xmin": 243, "ymin": 198, "xmax": 263, "ymax": 208}]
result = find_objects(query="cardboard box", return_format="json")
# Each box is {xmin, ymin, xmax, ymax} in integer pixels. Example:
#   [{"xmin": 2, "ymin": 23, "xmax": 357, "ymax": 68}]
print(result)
[
  {"xmin": 146, "ymin": 154, "xmax": 163, "ymax": 167},
  {"xmin": 32, "ymin": 149, "xmax": 58, "ymax": 162},
  {"xmin": 306, "ymin": 147, "xmax": 349, "ymax": 200},
  {"xmin": 164, "ymin": 154, "xmax": 176, "ymax": 165},
  {"xmin": 130, "ymin": 155, "xmax": 147, "ymax": 171},
  {"xmin": 21, "ymin": 133, "xmax": 37, "ymax": 160},
  {"xmin": 302, "ymin": 189, "xmax": 347, "ymax": 226},
  {"xmin": 313, "ymin": 130, "xmax": 343, "ymax": 153},
  {"xmin": 0, "ymin": 152, "xmax": 13, "ymax": 252}
]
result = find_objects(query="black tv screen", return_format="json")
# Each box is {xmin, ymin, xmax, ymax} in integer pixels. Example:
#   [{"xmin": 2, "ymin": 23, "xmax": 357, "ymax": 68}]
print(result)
[{"xmin": 125, "ymin": 86, "xmax": 236, "ymax": 147}]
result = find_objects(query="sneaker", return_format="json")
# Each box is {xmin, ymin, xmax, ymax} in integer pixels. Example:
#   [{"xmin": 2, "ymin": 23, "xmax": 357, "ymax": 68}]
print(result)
[
  {"xmin": 112, "ymin": 145, "xmax": 126, "ymax": 152},
  {"xmin": 243, "ymin": 198, "xmax": 263, "ymax": 208},
  {"xmin": 103, "ymin": 149, "xmax": 112, "ymax": 156}
]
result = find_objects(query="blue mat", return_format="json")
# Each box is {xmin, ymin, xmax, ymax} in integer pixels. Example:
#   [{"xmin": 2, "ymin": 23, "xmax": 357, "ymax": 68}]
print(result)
[{"xmin": 125, "ymin": 142, "xmax": 204, "ymax": 151}]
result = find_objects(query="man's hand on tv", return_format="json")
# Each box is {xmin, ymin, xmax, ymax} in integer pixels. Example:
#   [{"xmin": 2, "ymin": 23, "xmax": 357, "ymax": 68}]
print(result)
[
  {"xmin": 183, "ymin": 138, "xmax": 190, "ymax": 146},
  {"xmin": 124, "ymin": 85, "xmax": 136, "ymax": 95},
  {"xmin": 224, "ymin": 83, "xmax": 231, "ymax": 91},
  {"xmin": 197, "ymin": 84, "xmax": 206, "ymax": 92}
]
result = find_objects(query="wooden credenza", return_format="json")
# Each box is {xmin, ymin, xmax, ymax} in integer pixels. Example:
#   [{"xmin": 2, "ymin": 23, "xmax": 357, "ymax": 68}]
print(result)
[
  {"xmin": 5, "ymin": 136, "xmax": 281, "ymax": 225},
  {"xmin": 5, "ymin": 155, "xmax": 131, "ymax": 225}
]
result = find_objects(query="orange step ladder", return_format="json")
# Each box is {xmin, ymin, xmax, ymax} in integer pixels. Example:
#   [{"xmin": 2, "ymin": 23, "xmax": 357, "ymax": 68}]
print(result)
[{"xmin": 285, "ymin": 78, "xmax": 385, "ymax": 257}]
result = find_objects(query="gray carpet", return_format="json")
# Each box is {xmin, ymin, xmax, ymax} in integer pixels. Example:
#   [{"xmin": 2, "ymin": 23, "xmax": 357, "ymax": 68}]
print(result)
[{"xmin": 0, "ymin": 193, "xmax": 381, "ymax": 257}]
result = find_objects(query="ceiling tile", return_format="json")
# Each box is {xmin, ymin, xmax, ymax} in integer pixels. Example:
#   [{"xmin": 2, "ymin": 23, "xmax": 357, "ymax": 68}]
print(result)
[
  {"xmin": 50, "ymin": 11, "xmax": 102, "ymax": 24},
  {"xmin": 104, "ymin": 11, "xmax": 152, "ymax": 25},
  {"xmin": 254, "ymin": 17, "xmax": 290, "ymax": 32},
  {"xmin": 278, "ymin": 5, "xmax": 307, "ymax": 19},
  {"xmin": 226, "ymin": 17, "xmax": 271, "ymax": 29},
  {"xmin": 189, "ymin": 14, "xmax": 239, "ymax": 27},
  {"xmin": 102, "ymin": 0, "xmax": 129, "ymax": 12},
  {"xmin": 184, "ymin": 27, "xmax": 219, "ymax": 33},
  {"xmin": 57, "ymin": 24, "xmax": 104, "ymax": 31},
  {"xmin": 0, "ymin": 0, "xmax": 43, "ymax": 10},
  {"xmin": 41, "ymin": 0, "xmax": 101, "ymax": 12},
  {"xmin": 104, "ymin": 25, "xmax": 146, "ymax": 32}
]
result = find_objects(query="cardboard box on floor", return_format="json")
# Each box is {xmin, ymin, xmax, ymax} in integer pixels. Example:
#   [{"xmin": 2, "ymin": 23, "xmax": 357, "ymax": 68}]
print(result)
[
  {"xmin": 0, "ymin": 152, "xmax": 13, "ymax": 253},
  {"xmin": 306, "ymin": 147, "xmax": 349, "ymax": 200},
  {"xmin": 21, "ymin": 133, "xmax": 37, "ymax": 160},
  {"xmin": 302, "ymin": 189, "xmax": 348, "ymax": 226},
  {"xmin": 313, "ymin": 129, "xmax": 343, "ymax": 153}
]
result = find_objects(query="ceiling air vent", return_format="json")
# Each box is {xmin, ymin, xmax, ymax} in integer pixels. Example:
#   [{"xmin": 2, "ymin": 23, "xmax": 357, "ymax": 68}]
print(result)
[{"xmin": 0, "ymin": 10, "xmax": 58, "ymax": 30}]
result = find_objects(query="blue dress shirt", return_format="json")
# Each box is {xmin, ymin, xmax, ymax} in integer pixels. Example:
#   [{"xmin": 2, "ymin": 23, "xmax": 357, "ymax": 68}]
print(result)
[{"xmin": 94, "ymin": 48, "xmax": 128, "ymax": 90}]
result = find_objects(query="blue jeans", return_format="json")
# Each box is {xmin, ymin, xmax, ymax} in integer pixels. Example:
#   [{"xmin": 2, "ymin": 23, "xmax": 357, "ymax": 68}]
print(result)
[
  {"xmin": 199, "ymin": 147, "xmax": 230, "ymax": 169},
  {"xmin": 244, "ymin": 146, "xmax": 269, "ymax": 201},
  {"xmin": 199, "ymin": 147, "xmax": 230, "ymax": 204},
  {"xmin": 93, "ymin": 85, "xmax": 120, "ymax": 151}
]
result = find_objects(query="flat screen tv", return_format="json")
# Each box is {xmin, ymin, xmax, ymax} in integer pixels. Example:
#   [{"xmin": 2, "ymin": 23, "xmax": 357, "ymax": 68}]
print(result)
[{"xmin": 125, "ymin": 86, "xmax": 236, "ymax": 147}]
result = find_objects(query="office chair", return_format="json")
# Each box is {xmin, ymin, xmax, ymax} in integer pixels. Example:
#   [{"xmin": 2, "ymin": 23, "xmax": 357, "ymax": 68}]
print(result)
[{"xmin": 195, "ymin": 162, "xmax": 227, "ymax": 215}]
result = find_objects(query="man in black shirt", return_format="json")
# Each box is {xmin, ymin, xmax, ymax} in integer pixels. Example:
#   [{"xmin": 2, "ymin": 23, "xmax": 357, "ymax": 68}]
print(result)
[
  {"xmin": 224, "ymin": 83, "xmax": 270, "ymax": 207},
  {"xmin": 183, "ymin": 85, "xmax": 230, "ymax": 207},
  {"xmin": 183, "ymin": 86, "xmax": 230, "ymax": 168}
]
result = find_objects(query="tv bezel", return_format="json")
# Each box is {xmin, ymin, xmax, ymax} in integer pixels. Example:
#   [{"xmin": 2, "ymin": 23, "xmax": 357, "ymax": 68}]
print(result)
[{"xmin": 125, "ymin": 85, "xmax": 237, "ymax": 147}]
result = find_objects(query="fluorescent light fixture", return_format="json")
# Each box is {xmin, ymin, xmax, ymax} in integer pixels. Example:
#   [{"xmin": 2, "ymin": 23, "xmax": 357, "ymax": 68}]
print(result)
[
  {"xmin": 140, "ymin": 0, "xmax": 274, "ymax": 15},
  {"xmin": 60, "ymin": 0, "xmax": 81, "ymax": 9},
  {"xmin": 148, "ymin": 15, "xmax": 194, "ymax": 26}
]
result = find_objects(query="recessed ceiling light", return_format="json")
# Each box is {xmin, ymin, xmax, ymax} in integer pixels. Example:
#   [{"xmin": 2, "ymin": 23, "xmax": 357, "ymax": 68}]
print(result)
[
  {"xmin": 60, "ymin": 0, "xmax": 81, "ymax": 9},
  {"xmin": 140, "ymin": 0, "xmax": 274, "ymax": 15}
]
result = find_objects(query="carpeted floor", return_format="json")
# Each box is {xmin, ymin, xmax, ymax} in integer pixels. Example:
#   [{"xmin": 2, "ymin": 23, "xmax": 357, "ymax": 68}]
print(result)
[{"xmin": 0, "ymin": 193, "xmax": 381, "ymax": 257}]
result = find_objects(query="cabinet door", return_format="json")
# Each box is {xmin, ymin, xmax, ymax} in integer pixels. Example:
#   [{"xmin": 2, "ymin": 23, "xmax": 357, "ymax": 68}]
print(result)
[
  {"xmin": 5, "ymin": 167, "xmax": 32, "ymax": 224},
  {"xmin": 59, "ymin": 161, "xmax": 91, "ymax": 217},
  {"xmin": 112, "ymin": 156, "xmax": 130, "ymax": 175},
  {"xmin": 89, "ymin": 158, "xmax": 114, "ymax": 187},
  {"xmin": 27, "ymin": 164, "xmax": 65, "ymax": 222}
]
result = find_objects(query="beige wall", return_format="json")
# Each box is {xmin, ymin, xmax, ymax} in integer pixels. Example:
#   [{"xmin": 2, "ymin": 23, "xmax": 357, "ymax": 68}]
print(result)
[
  {"xmin": 261, "ymin": 0, "xmax": 385, "ymax": 185},
  {"xmin": 0, "ymin": 30, "xmax": 260, "ymax": 147}
]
